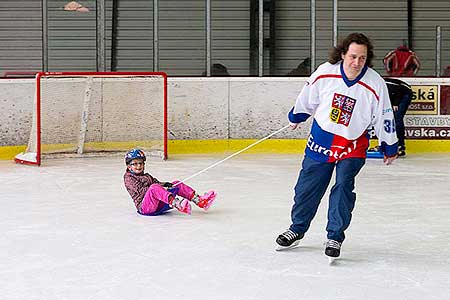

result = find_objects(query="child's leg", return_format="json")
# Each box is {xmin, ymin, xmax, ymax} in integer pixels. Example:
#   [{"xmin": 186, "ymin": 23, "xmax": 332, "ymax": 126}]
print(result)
[
  {"xmin": 140, "ymin": 184, "xmax": 172, "ymax": 214},
  {"xmin": 141, "ymin": 184, "xmax": 191, "ymax": 215},
  {"xmin": 172, "ymin": 180, "xmax": 216, "ymax": 211},
  {"xmin": 172, "ymin": 180, "xmax": 196, "ymax": 200}
]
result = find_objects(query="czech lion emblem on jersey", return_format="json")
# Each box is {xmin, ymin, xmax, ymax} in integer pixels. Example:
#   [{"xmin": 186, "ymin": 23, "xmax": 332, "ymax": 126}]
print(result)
[{"xmin": 329, "ymin": 93, "xmax": 356, "ymax": 126}]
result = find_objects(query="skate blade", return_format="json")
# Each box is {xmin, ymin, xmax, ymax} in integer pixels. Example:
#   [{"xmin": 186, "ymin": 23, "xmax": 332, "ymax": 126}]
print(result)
[
  {"xmin": 327, "ymin": 256, "xmax": 338, "ymax": 265},
  {"xmin": 275, "ymin": 240, "xmax": 300, "ymax": 251}
]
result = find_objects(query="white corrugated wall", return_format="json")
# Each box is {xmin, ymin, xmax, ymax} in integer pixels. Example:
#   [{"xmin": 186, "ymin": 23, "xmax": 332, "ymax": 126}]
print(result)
[{"xmin": 1, "ymin": 0, "xmax": 450, "ymax": 76}]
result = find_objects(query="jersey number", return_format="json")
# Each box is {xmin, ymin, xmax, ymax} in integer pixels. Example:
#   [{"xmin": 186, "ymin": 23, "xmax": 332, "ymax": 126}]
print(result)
[{"xmin": 384, "ymin": 119, "xmax": 396, "ymax": 133}]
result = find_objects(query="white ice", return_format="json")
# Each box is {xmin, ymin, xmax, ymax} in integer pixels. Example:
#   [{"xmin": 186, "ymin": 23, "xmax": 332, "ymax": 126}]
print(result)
[{"xmin": 1, "ymin": 153, "xmax": 450, "ymax": 300}]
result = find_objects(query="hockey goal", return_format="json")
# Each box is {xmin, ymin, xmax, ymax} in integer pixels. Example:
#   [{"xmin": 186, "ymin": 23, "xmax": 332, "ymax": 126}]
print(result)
[{"xmin": 15, "ymin": 72, "xmax": 167, "ymax": 165}]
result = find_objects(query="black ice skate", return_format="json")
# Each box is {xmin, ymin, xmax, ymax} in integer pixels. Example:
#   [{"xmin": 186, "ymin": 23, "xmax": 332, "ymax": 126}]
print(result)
[
  {"xmin": 325, "ymin": 239, "xmax": 341, "ymax": 264},
  {"xmin": 275, "ymin": 229, "xmax": 304, "ymax": 251},
  {"xmin": 398, "ymin": 145, "xmax": 406, "ymax": 157}
]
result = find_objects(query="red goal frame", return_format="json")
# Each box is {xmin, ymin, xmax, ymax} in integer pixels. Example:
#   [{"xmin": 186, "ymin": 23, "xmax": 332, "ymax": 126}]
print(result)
[{"xmin": 15, "ymin": 71, "xmax": 168, "ymax": 166}]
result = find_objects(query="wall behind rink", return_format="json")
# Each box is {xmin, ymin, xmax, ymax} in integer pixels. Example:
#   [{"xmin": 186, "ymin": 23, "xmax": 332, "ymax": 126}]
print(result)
[
  {"xmin": 0, "ymin": 77, "xmax": 312, "ymax": 147},
  {"xmin": 1, "ymin": 77, "xmax": 450, "ymax": 157},
  {"xmin": 168, "ymin": 78, "xmax": 311, "ymax": 140},
  {"xmin": 0, "ymin": 80, "xmax": 35, "ymax": 146}
]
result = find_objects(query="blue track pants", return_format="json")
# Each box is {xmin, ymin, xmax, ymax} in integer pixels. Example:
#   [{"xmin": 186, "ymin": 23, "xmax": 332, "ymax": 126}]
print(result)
[{"xmin": 289, "ymin": 156, "xmax": 365, "ymax": 243}]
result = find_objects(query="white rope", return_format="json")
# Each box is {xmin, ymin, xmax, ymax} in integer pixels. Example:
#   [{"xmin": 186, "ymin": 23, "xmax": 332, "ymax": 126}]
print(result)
[{"xmin": 174, "ymin": 124, "xmax": 290, "ymax": 186}]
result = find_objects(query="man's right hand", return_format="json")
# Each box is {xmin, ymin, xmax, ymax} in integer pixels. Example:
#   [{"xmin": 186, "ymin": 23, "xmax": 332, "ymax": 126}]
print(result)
[{"xmin": 290, "ymin": 122, "xmax": 299, "ymax": 130}]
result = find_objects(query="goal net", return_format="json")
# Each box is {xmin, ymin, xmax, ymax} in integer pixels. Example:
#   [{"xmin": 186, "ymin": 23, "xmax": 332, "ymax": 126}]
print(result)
[{"xmin": 15, "ymin": 72, "xmax": 167, "ymax": 165}]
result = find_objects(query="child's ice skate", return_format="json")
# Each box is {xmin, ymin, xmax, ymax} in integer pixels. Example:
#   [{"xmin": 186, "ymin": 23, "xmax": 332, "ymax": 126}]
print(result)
[
  {"xmin": 169, "ymin": 197, "xmax": 192, "ymax": 215},
  {"xmin": 192, "ymin": 190, "xmax": 217, "ymax": 211}
]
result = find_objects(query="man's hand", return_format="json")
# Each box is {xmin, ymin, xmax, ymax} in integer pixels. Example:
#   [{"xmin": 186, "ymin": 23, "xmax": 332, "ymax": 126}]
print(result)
[
  {"xmin": 383, "ymin": 155, "xmax": 398, "ymax": 165},
  {"xmin": 289, "ymin": 122, "xmax": 300, "ymax": 130},
  {"xmin": 392, "ymin": 105, "xmax": 399, "ymax": 112}
]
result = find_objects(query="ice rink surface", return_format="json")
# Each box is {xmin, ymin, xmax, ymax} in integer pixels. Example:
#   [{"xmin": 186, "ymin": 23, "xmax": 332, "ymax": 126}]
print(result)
[{"xmin": 1, "ymin": 153, "xmax": 450, "ymax": 300}]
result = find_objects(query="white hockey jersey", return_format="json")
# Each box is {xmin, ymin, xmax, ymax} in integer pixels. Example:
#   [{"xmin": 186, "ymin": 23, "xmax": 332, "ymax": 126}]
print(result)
[{"xmin": 289, "ymin": 62, "xmax": 398, "ymax": 162}]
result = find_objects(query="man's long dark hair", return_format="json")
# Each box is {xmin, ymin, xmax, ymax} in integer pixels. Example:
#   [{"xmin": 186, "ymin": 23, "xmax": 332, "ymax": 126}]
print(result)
[{"xmin": 328, "ymin": 32, "xmax": 374, "ymax": 67}]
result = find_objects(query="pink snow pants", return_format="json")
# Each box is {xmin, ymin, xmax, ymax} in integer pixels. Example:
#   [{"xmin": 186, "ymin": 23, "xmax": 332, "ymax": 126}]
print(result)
[{"xmin": 139, "ymin": 181, "xmax": 195, "ymax": 214}]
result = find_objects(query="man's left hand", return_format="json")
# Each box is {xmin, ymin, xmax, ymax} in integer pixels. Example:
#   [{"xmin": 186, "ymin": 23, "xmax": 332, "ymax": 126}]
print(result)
[{"xmin": 383, "ymin": 155, "xmax": 398, "ymax": 165}]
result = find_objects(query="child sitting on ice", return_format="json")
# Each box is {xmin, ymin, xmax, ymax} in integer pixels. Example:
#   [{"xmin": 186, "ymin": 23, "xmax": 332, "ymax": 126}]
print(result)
[{"xmin": 123, "ymin": 149, "xmax": 216, "ymax": 215}]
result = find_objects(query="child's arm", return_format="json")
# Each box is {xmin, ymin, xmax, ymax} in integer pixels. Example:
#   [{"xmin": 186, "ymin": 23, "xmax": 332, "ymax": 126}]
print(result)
[{"xmin": 145, "ymin": 173, "xmax": 172, "ymax": 187}]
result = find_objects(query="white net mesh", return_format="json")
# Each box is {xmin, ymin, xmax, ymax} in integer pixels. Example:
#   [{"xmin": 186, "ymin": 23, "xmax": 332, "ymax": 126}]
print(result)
[{"xmin": 16, "ymin": 73, "xmax": 166, "ymax": 165}]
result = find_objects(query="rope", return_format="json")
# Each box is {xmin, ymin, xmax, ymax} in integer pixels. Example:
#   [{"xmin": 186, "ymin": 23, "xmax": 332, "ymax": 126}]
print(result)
[{"xmin": 174, "ymin": 124, "xmax": 290, "ymax": 186}]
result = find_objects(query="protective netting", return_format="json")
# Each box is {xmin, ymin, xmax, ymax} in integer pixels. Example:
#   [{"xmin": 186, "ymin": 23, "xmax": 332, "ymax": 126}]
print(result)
[{"xmin": 15, "ymin": 73, "xmax": 167, "ymax": 165}]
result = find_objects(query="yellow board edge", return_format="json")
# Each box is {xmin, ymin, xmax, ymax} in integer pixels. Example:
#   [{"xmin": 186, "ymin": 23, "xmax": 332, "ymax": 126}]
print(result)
[
  {"xmin": 0, "ymin": 145, "xmax": 27, "ymax": 160},
  {"xmin": 2, "ymin": 139, "xmax": 450, "ymax": 161}
]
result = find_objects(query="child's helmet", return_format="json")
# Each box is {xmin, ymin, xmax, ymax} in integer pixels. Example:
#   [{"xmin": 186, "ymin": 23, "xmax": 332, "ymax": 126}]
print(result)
[{"xmin": 125, "ymin": 149, "xmax": 146, "ymax": 165}]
